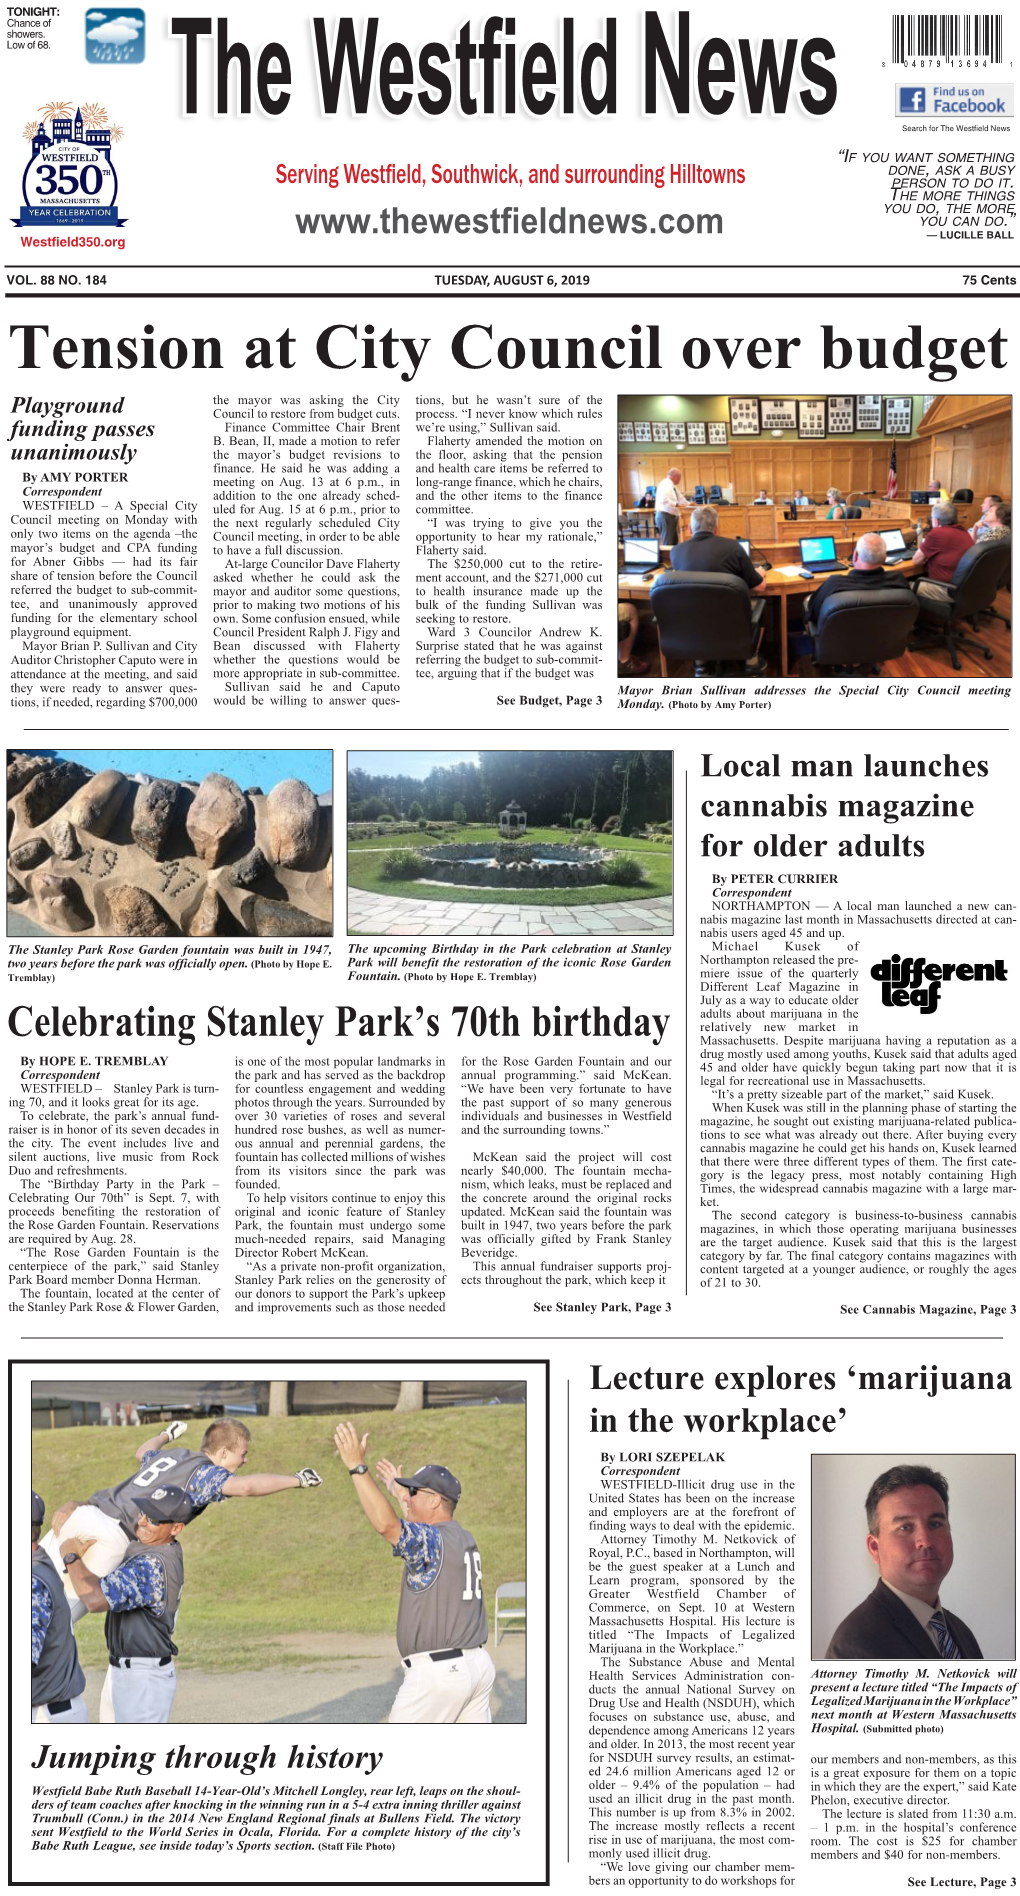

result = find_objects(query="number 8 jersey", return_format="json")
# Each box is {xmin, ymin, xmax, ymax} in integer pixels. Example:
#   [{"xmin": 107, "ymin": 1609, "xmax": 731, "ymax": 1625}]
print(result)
[
  {"xmin": 90, "ymin": 1446, "xmax": 228, "ymax": 1533},
  {"xmin": 394, "ymin": 1519, "xmax": 488, "ymax": 1658}
]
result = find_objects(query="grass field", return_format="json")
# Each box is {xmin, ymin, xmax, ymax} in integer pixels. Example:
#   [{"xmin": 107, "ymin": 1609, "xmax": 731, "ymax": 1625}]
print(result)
[
  {"xmin": 347, "ymin": 826, "xmax": 673, "ymax": 908},
  {"xmin": 32, "ymin": 1407, "xmax": 526, "ymax": 1674}
]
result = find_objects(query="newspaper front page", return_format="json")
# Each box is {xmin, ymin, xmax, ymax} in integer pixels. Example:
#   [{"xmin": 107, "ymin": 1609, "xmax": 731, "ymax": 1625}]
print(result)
[{"xmin": 5, "ymin": 3, "xmax": 1017, "ymax": 1890}]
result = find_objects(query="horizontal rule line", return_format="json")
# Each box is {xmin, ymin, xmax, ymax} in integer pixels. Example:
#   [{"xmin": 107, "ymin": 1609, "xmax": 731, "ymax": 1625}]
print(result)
[{"xmin": 5, "ymin": 291, "xmax": 1010, "ymax": 300}]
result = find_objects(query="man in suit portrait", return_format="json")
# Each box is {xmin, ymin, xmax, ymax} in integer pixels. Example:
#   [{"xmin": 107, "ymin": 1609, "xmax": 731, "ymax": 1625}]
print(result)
[{"xmin": 825, "ymin": 1463, "xmax": 983, "ymax": 1660}]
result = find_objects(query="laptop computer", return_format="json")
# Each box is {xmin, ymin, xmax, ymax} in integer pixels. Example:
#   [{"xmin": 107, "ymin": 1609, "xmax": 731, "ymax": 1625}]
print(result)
[
  {"xmin": 622, "ymin": 535, "xmax": 662, "ymax": 573},
  {"xmin": 798, "ymin": 534, "xmax": 843, "ymax": 577},
  {"xmin": 879, "ymin": 528, "xmax": 912, "ymax": 564}
]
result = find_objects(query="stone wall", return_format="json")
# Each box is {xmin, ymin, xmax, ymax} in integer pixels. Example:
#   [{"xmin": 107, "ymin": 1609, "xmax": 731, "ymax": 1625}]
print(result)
[{"xmin": 7, "ymin": 755, "xmax": 333, "ymax": 937}]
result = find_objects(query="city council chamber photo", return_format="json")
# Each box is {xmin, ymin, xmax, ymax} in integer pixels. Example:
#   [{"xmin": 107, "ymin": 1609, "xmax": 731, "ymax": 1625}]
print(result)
[{"xmin": 617, "ymin": 394, "xmax": 1011, "ymax": 682}]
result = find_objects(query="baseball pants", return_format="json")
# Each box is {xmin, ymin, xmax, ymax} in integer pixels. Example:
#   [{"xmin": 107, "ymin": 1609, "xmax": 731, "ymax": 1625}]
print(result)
[
  {"xmin": 40, "ymin": 1508, "xmax": 131, "ymax": 1624},
  {"xmin": 33, "ymin": 1696, "xmax": 89, "ymax": 1724},
  {"xmin": 100, "ymin": 1659, "xmax": 177, "ymax": 1724},
  {"xmin": 389, "ymin": 1646, "xmax": 495, "ymax": 1724}
]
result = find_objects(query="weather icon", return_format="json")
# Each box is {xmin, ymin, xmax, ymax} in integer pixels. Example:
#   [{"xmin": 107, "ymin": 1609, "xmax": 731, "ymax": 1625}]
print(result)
[{"xmin": 85, "ymin": 8, "xmax": 145, "ymax": 63}]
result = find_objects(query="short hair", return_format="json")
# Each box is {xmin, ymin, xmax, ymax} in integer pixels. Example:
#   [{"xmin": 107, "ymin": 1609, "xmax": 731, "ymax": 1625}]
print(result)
[
  {"xmin": 691, "ymin": 504, "xmax": 718, "ymax": 534},
  {"xmin": 856, "ymin": 532, "xmax": 885, "ymax": 568},
  {"xmin": 990, "ymin": 502, "xmax": 1011, "ymax": 527},
  {"xmin": 865, "ymin": 1464, "xmax": 949, "ymax": 1533},
  {"xmin": 932, "ymin": 502, "xmax": 958, "ymax": 527},
  {"xmin": 985, "ymin": 494, "xmax": 1003, "ymax": 505},
  {"xmin": 202, "ymin": 1419, "xmax": 251, "ymax": 1454},
  {"xmin": 827, "ymin": 488, "xmax": 843, "ymax": 503}
]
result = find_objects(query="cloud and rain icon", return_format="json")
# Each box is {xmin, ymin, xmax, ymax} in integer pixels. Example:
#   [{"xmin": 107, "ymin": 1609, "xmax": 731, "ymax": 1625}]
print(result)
[{"xmin": 85, "ymin": 8, "xmax": 145, "ymax": 63}]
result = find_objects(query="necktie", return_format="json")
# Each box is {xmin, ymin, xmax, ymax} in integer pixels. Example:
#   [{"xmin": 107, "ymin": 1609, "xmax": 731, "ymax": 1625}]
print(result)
[{"xmin": 928, "ymin": 1611, "xmax": 961, "ymax": 1658}]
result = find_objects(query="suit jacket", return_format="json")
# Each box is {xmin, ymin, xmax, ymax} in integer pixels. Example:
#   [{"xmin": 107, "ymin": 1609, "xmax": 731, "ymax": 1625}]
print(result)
[{"xmin": 825, "ymin": 1579, "xmax": 983, "ymax": 1660}]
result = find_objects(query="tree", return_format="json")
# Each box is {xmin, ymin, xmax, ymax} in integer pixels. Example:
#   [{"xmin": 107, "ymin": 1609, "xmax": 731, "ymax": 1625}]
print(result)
[
  {"xmin": 618, "ymin": 763, "xmax": 632, "ymax": 835},
  {"xmin": 268, "ymin": 1382, "xmax": 292, "ymax": 1416},
  {"xmin": 407, "ymin": 799, "xmax": 424, "ymax": 820},
  {"xmin": 393, "ymin": 1381, "xmax": 424, "ymax": 1412},
  {"xmin": 452, "ymin": 801, "xmax": 468, "ymax": 824}
]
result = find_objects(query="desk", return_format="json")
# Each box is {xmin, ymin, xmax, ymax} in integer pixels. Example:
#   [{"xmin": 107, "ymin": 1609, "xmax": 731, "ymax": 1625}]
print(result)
[{"xmin": 619, "ymin": 557, "xmax": 925, "ymax": 676}]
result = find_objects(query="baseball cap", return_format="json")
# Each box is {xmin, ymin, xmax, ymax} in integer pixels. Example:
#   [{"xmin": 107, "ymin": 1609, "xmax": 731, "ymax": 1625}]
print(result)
[
  {"xmin": 138, "ymin": 1484, "xmax": 196, "ymax": 1525},
  {"xmin": 395, "ymin": 1464, "xmax": 461, "ymax": 1502},
  {"xmin": 31, "ymin": 1490, "xmax": 45, "ymax": 1528}
]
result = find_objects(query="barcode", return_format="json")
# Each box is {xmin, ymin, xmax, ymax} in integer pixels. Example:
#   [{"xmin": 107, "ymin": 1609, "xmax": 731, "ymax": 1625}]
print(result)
[{"xmin": 892, "ymin": 13, "xmax": 1003, "ymax": 59}]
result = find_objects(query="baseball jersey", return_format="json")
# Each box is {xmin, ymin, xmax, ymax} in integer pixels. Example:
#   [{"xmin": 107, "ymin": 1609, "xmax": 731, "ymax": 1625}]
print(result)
[
  {"xmin": 32, "ymin": 1548, "xmax": 86, "ymax": 1706},
  {"xmin": 103, "ymin": 1541, "xmax": 184, "ymax": 1664},
  {"xmin": 394, "ymin": 1519, "xmax": 488, "ymax": 1658},
  {"xmin": 91, "ymin": 1445, "xmax": 229, "ymax": 1532}
]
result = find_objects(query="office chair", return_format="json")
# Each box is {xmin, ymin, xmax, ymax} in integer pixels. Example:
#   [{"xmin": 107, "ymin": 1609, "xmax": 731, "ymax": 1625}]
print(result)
[
  {"xmin": 709, "ymin": 484, "xmax": 726, "ymax": 505},
  {"xmin": 649, "ymin": 571, "xmax": 767, "ymax": 678},
  {"xmin": 811, "ymin": 586, "xmax": 920, "ymax": 675},
  {"xmin": 693, "ymin": 485, "xmax": 707, "ymax": 504},
  {"xmin": 846, "ymin": 506, "xmax": 863, "ymax": 520},
  {"xmin": 952, "ymin": 488, "xmax": 974, "ymax": 503},
  {"xmin": 910, "ymin": 539, "xmax": 1011, "ymax": 670}
]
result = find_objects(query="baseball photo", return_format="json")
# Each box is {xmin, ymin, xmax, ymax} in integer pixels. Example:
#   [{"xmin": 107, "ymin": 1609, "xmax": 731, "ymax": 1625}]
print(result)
[{"xmin": 29, "ymin": 1372, "xmax": 532, "ymax": 1725}]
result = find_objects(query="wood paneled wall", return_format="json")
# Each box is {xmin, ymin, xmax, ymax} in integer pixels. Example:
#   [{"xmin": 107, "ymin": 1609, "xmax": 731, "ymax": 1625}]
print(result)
[
  {"xmin": 898, "ymin": 410, "xmax": 1011, "ymax": 505},
  {"xmin": 618, "ymin": 443, "xmax": 918, "ymax": 507}
]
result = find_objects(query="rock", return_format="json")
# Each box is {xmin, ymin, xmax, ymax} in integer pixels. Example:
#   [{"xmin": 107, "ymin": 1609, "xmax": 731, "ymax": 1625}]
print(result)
[
  {"xmin": 11, "ymin": 838, "xmax": 50, "ymax": 870},
  {"xmin": 28, "ymin": 872, "xmax": 92, "ymax": 933},
  {"xmin": 7, "ymin": 754, "xmax": 50, "ymax": 799},
  {"xmin": 185, "ymin": 773, "xmax": 248, "ymax": 865},
  {"xmin": 188, "ymin": 888, "xmax": 240, "ymax": 937},
  {"xmin": 228, "ymin": 845, "xmax": 268, "ymax": 890},
  {"xmin": 131, "ymin": 779, "xmax": 180, "ymax": 859},
  {"xmin": 103, "ymin": 885, "xmax": 177, "ymax": 936},
  {"xmin": 244, "ymin": 785, "xmax": 264, "ymax": 798},
  {"xmin": 50, "ymin": 818, "xmax": 79, "ymax": 860},
  {"xmin": 22, "ymin": 762, "xmax": 92, "ymax": 829},
  {"xmin": 8, "ymin": 869, "xmax": 27, "ymax": 902},
  {"xmin": 63, "ymin": 769, "xmax": 130, "ymax": 837},
  {"xmin": 325, "ymin": 856, "xmax": 332, "ymax": 891},
  {"xmin": 240, "ymin": 896, "xmax": 332, "ymax": 937},
  {"xmin": 264, "ymin": 778, "xmax": 319, "ymax": 868}
]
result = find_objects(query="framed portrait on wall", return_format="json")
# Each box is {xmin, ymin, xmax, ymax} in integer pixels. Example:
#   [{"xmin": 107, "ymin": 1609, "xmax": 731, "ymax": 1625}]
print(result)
[
  {"xmin": 707, "ymin": 421, "xmax": 728, "ymax": 445},
  {"xmin": 826, "ymin": 396, "xmax": 855, "ymax": 435},
  {"xmin": 686, "ymin": 421, "xmax": 706, "ymax": 445},
  {"xmin": 760, "ymin": 399, "xmax": 798, "ymax": 432},
  {"xmin": 728, "ymin": 397, "xmax": 760, "ymax": 436},
  {"xmin": 652, "ymin": 421, "xmax": 670, "ymax": 442},
  {"xmin": 885, "ymin": 397, "xmax": 913, "ymax": 435},
  {"xmin": 855, "ymin": 395, "xmax": 883, "ymax": 432},
  {"xmin": 633, "ymin": 421, "xmax": 652, "ymax": 442},
  {"xmin": 617, "ymin": 419, "xmax": 636, "ymax": 442},
  {"xmin": 668, "ymin": 421, "xmax": 687, "ymax": 444},
  {"xmin": 797, "ymin": 399, "xmax": 826, "ymax": 439}
]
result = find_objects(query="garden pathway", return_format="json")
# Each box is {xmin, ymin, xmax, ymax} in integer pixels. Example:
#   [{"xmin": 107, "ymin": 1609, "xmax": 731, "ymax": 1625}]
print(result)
[{"xmin": 347, "ymin": 890, "xmax": 673, "ymax": 936}]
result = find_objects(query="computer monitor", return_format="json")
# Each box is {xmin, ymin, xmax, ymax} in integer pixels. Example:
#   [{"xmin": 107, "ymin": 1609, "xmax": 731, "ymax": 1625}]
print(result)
[
  {"xmin": 623, "ymin": 535, "xmax": 661, "ymax": 570},
  {"xmin": 879, "ymin": 529, "xmax": 907, "ymax": 554},
  {"xmin": 799, "ymin": 535, "xmax": 837, "ymax": 565},
  {"xmin": 910, "ymin": 490, "xmax": 929, "ymax": 504}
]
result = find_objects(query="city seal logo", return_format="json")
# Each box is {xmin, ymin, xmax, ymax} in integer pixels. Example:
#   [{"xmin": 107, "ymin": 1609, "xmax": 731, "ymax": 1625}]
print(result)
[{"xmin": 15, "ymin": 102, "xmax": 126, "ymax": 228}]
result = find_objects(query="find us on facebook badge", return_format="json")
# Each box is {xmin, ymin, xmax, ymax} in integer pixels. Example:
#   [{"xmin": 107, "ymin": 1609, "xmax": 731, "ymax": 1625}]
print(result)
[{"xmin": 896, "ymin": 84, "xmax": 1014, "ymax": 117}]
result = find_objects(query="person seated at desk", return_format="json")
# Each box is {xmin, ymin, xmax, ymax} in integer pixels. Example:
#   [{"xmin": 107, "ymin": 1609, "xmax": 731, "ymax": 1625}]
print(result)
[
  {"xmin": 975, "ymin": 502, "xmax": 1010, "ymax": 545},
  {"xmin": 654, "ymin": 468, "xmax": 688, "ymax": 547},
  {"xmin": 969, "ymin": 495, "xmax": 1005, "ymax": 540},
  {"xmin": 752, "ymin": 488, "xmax": 771, "ymax": 505},
  {"xmin": 912, "ymin": 502, "xmax": 974, "ymax": 603},
  {"xmin": 637, "ymin": 486, "xmax": 656, "ymax": 511},
  {"xmin": 793, "ymin": 489, "xmax": 811, "ymax": 508},
  {"xmin": 825, "ymin": 487, "xmax": 847, "ymax": 521},
  {"xmin": 668, "ymin": 503, "xmax": 769, "ymax": 675},
  {"xmin": 805, "ymin": 531, "xmax": 910, "ymax": 626}
]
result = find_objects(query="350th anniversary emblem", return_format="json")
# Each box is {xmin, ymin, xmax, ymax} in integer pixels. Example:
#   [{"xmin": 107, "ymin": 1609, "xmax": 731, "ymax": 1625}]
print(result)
[{"xmin": 14, "ymin": 102, "xmax": 127, "ymax": 228}]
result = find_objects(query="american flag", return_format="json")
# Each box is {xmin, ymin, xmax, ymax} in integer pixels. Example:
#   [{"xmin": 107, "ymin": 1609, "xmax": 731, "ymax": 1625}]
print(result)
[{"xmin": 887, "ymin": 445, "xmax": 898, "ymax": 500}]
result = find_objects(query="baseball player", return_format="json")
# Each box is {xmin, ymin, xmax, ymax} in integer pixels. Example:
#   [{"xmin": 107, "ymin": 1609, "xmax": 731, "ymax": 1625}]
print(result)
[
  {"xmin": 40, "ymin": 1418, "xmax": 322, "ymax": 1621},
  {"xmin": 32, "ymin": 1491, "xmax": 88, "ymax": 1725},
  {"xmin": 59, "ymin": 1482, "xmax": 193, "ymax": 1724},
  {"xmin": 334, "ymin": 1420, "xmax": 495, "ymax": 1724}
]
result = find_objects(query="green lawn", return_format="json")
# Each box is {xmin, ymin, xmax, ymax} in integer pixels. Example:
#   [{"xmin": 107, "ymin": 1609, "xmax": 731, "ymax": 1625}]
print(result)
[
  {"xmin": 347, "ymin": 826, "xmax": 673, "ymax": 907},
  {"xmin": 32, "ymin": 1408, "xmax": 526, "ymax": 1672}
]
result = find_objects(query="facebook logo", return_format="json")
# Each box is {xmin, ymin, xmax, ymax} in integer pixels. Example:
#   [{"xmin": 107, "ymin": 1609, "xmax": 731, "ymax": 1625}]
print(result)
[{"xmin": 899, "ymin": 86, "xmax": 927, "ymax": 112}]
